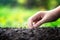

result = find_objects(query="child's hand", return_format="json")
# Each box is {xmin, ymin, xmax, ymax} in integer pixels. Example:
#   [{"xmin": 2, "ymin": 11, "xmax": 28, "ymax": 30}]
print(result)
[{"xmin": 28, "ymin": 6, "xmax": 60, "ymax": 29}]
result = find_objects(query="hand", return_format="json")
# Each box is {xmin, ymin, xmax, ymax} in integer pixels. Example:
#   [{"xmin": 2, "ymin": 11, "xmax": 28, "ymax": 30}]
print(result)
[
  {"xmin": 28, "ymin": 11, "xmax": 47, "ymax": 29},
  {"xmin": 28, "ymin": 10, "xmax": 59, "ymax": 29}
]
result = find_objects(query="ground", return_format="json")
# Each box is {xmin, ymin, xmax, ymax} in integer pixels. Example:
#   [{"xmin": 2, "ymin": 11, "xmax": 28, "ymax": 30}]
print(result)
[{"xmin": 0, "ymin": 27, "xmax": 60, "ymax": 40}]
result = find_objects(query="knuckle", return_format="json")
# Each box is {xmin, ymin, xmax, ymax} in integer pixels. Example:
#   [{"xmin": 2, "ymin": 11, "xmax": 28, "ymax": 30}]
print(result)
[{"xmin": 28, "ymin": 17, "xmax": 32, "ymax": 21}]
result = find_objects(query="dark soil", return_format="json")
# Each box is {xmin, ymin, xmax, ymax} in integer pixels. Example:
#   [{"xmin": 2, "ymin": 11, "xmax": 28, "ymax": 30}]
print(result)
[{"xmin": 0, "ymin": 27, "xmax": 60, "ymax": 40}]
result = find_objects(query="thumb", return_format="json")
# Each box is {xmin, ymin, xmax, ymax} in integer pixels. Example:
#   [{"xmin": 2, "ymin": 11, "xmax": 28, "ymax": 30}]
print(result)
[{"xmin": 33, "ymin": 18, "xmax": 46, "ymax": 28}]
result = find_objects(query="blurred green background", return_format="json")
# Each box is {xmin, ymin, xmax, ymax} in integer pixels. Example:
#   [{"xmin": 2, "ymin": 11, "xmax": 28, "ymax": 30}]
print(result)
[{"xmin": 0, "ymin": 0, "xmax": 60, "ymax": 28}]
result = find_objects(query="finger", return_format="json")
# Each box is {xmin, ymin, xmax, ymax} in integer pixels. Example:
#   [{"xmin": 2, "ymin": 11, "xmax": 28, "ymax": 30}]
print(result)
[
  {"xmin": 33, "ymin": 19, "xmax": 45, "ymax": 28},
  {"xmin": 28, "ymin": 18, "xmax": 33, "ymax": 29}
]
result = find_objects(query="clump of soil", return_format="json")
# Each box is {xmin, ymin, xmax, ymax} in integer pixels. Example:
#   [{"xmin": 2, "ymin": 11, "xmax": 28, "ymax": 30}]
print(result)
[{"xmin": 0, "ymin": 27, "xmax": 60, "ymax": 40}]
